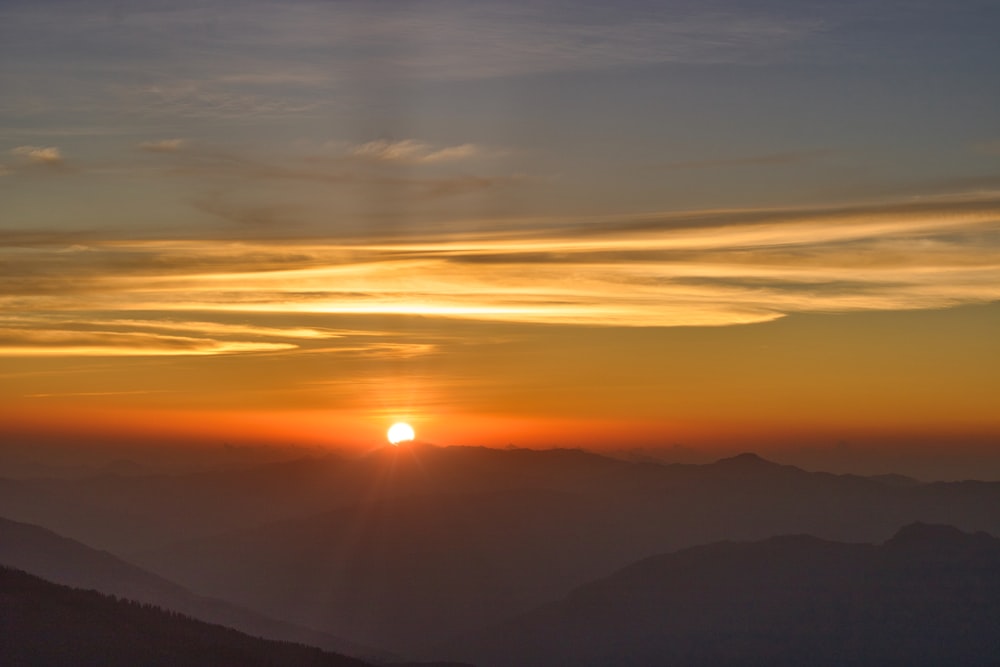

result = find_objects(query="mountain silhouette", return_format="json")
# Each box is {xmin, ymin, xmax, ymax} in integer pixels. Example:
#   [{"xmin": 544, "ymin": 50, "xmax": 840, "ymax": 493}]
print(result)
[
  {"xmin": 120, "ymin": 447, "xmax": 1000, "ymax": 652},
  {"xmin": 5, "ymin": 446, "xmax": 998, "ymax": 554},
  {"xmin": 710, "ymin": 452, "xmax": 774, "ymax": 467},
  {"xmin": 0, "ymin": 445, "xmax": 632, "ymax": 552},
  {"xmin": 443, "ymin": 523, "xmax": 1000, "ymax": 666},
  {"xmin": 0, "ymin": 515, "xmax": 381, "ymax": 660},
  {"xmin": 0, "ymin": 566, "xmax": 374, "ymax": 667},
  {"xmin": 136, "ymin": 487, "xmax": 626, "ymax": 654},
  {"xmin": 6, "ymin": 447, "xmax": 1000, "ymax": 654}
]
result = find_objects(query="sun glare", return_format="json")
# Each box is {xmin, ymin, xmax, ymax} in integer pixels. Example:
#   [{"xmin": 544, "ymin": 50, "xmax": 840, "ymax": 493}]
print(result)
[{"xmin": 387, "ymin": 421, "xmax": 416, "ymax": 445}]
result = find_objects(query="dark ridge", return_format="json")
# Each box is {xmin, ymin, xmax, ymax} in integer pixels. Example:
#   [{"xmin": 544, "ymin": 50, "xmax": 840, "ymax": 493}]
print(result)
[
  {"xmin": 867, "ymin": 473, "xmax": 919, "ymax": 486},
  {"xmin": 0, "ymin": 515, "xmax": 381, "ymax": 661},
  {"xmin": 885, "ymin": 521, "xmax": 996, "ymax": 549},
  {"xmin": 709, "ymin": 452, "xmax": 791, "ymax": 471},
  {"xmin": 714, "ymin": 452, "xmax": 771, "ymax": 465},
  {"xmin": 0, "ymin": 566, "xmax": 373, "ymax": 667},
  {"xmin": 443, "ymin": 524, "xmax": 1000, "ymax": 667}
]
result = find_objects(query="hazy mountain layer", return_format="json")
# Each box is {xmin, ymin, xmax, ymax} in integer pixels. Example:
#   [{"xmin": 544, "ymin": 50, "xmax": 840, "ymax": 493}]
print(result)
[
  {"xmin": 0, "ymin": 566, "xmax": 373, "ymax": 667},
  {"xmin": 444, "ymin": 523, "xmax": 1000, "ymax": 667},
  {"xmin": 131, "ymin": 448, "xmax": 1000, "ymax": 653},
  {"xmin": 4, "ymin": 447, "xmax": 999, "ymax": 553},
  {"xmin": 6, "ymin": 446, "xmax": 1000, "ymax": 654},
  {"xmin": 0, "ymin": 515, "xmax": 380, "ymax": 660}
]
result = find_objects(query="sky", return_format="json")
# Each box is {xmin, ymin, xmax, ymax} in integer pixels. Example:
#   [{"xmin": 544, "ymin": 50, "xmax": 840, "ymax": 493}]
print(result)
[{"xmin": 2, "ymin": 0, "xmax": 999, "ymax": 476}]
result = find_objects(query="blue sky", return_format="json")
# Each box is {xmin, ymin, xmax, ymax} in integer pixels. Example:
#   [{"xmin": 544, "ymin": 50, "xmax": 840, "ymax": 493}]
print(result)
[{"xmin": 4, "ymin": 1, "xmax": 998, "ymax": 225}]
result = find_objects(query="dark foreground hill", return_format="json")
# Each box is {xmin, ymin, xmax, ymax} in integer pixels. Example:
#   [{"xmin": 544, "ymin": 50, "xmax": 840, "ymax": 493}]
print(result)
[
  {"xmin": 0, "ymin": 515, "xmax": 380, "ymax": 660},
  {"xmin": 442, "ymin": 523, "xmax": 1000, "ymax": 667},
  {"xmin": 0, "ymin": 566, "xmax": 374, "ymax": 667}
]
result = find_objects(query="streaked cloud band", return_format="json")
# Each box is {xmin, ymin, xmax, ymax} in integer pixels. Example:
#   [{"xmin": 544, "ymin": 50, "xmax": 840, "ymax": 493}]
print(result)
[{"xmin": 2, "ymin": 193, "xmax": 999, "ymax": 356}]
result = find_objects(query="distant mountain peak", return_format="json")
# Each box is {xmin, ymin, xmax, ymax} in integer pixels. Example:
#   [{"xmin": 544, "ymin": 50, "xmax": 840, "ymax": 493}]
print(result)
[
  {"xmin": 712, "ymin": 452, "xmax": 773, "ymax": 467},
  {"xmin": 886, "ymin": 521, "xmax": 991, "ymax": 548}
]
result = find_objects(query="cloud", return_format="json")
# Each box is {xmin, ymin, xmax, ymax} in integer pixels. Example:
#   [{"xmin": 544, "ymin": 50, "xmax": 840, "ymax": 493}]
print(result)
[
  {"xmin": 138, "ymin": 138, "xmax": 187, "ymax": 153},
  {"xmin": 296, "ymin": 342, "xmax": 438, "ymax": 359},
  {"xmin": 116, "ymin": 82, "xmax": 321, "ymax": 120},
  {"xmin": 142, "ymin": 143, "xmax": 513, "ymax": 212},
  {"xmin": 655, "ymin": 150, "xmax": 831, "ymax": 171},
  {"xmin": 0, "ymin": 313, "xmax": 438, "ymax": 360},
  {"xmin": 349, "ymin": 139, "xmax": 479, "ymax": 164},
  {"xmin": 65, "ymin": 318, "xmax": 341, "ymax": 341},
  {"xmin": 258, "ymin": 3, "xmax": 825, "ymax": 80},
  {"xmin": 192, "ymin": 192, "xmax": 306, "ymax": 228},
  {"xmin": 10, "ymin": 145, "xmax": 63, "ymax": 166},
  {"xmin": 3, "ymin": 192, "xmax": 999, "ymax": 334},
  {"xmin": 0, "ymin": 1, "xmax": 952, "ymax": 132},
  {"xmin": 422, "ymin": 144, "xmax": 480, "ymax": 163},
  {"xmin": 0, "ymin": 328, "xmax": 296, "ymax": 357}
]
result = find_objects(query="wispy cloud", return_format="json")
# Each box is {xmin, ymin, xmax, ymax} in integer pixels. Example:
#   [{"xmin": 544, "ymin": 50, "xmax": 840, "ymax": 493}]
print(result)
[
  {"xmin": 259, "ymin": 3, "xmax": 826, "ymax": 80},
  {"xmin": 3, "ymin": 193, "xmax": 999, "ymax": 337},
  {"xmin": 10, "ymin": 145, "xmax": 64, "ymax": 166},
  {"xmin": 655, "ymin": 150, "xmax": 831, "ymax": 171},
  {"xmin": 0, "ymin": 328, "xmax": 295, "ymax": 357},
  {"xmin": 0, "ymin": 2, "xmax": 826, "ymax": 124},
  {"xmin": 138, "ymin": 138, "xmax": 187, "ymax": 153},
  {"xmin": 350, "ymin": 139, "xmax": 479, "ymax": 164},
  {"xmin": 119, "ymin": 82, "xmax": 322, "ymax": 120},
  {"xmin": 138, "ymin": 142, "xmax": 515, "ymax": 215},
  {"xmin": 0, "ymin": 313, "xmax": 437, "ymax": 359},
  {"xmin": 23, "ymin": 390, "xmax": 173, "ymax": 399}
]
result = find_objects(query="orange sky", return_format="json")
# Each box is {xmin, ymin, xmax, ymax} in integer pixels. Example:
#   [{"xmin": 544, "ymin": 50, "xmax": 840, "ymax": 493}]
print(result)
[
  {"xmin": 2, "ymin": 2, "xmax": 1000, "ymax": 477},
  {"xmin": 3, "ymin": 303, "xmax": 998, "ymax": 467}
]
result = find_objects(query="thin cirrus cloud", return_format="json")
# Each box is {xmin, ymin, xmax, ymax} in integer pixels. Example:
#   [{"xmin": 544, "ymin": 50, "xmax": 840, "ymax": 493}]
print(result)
[
  {"xmin": 138, "ymin": 141, "xmax": 511, "ymax": 215},
  {"xmin": 654, "ymin": 150, "xmax": 832, "ymax": 171},
  {"xmin": 349, "ymin": 139, "xmax": 479, "ymax": 164},
  {"xmin": 137, "ymin": 138, "xmax": 187, "ymax": 153},
  {"xmin": 0, "ymin": 2, "xmax": 827, "ymax": 123},
  {"xmin": 2, "ymin": 192, "xmax": 999, "ymax": 357},
  {"xmin": 0, "ymin": 328, "xmax": 296, "ymax": 357},
  {"xmin": 0, "ymin": 315, "xmax": 435, "ymax": 359},
  {"xmin": 120, "ymin": 82, "xmax": 323, "ymax": 120}
]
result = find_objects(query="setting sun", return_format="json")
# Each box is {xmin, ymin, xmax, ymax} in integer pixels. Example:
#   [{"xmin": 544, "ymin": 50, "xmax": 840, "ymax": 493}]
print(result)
[{"xmin": 387, "ymin": 422, "xmax": 416, "ymax": 445}]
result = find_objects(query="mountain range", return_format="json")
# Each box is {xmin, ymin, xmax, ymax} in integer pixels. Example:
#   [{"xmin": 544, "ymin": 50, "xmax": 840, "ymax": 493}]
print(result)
[
  {"xmin": 441, "ymin": 522, "xmax": 1000, "ymax": 666},
  {"xmin": 127, "ymin": 447, "xmax": 1000, "ymax": 653},
  {"xmin": 3, "ymin": 446, "xmax": 1000, "ymax": 662},
  {"xmin": 0, "ymin": 566, "xmax": 373, "ymax": 667},
  {"xmin": 0, "ymin": 515, "xmax": 383, "ymax": 660}
]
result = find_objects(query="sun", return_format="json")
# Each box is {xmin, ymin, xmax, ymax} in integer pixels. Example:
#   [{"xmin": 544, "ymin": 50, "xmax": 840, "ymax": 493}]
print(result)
[{"xmin": 387, "ymin": 422, "xmax": 416, "ymax": 445}]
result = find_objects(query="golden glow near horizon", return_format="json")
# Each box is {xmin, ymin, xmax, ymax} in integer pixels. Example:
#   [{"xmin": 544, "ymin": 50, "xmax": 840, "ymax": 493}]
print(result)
[
  {"xmin": 2, "ymin": 194, "xmax": 999, "ymax": 451},
  {"xmin": 2, "ymin": 1, "xmax": 999, "ymax": 463}
]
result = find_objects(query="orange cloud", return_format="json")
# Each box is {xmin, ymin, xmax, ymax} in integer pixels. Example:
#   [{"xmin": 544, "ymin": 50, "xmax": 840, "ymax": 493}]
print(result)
[
  {"xmin": 349, "ymin": 139, "xmax": 479, "ymax": 164},
  {"xmin": 2, "ymin": 194, "xmax": 999, "ymax": 356},
  {"xmin": 11, "ymin": 145, "xmax": 64, "ymax": 166}
]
